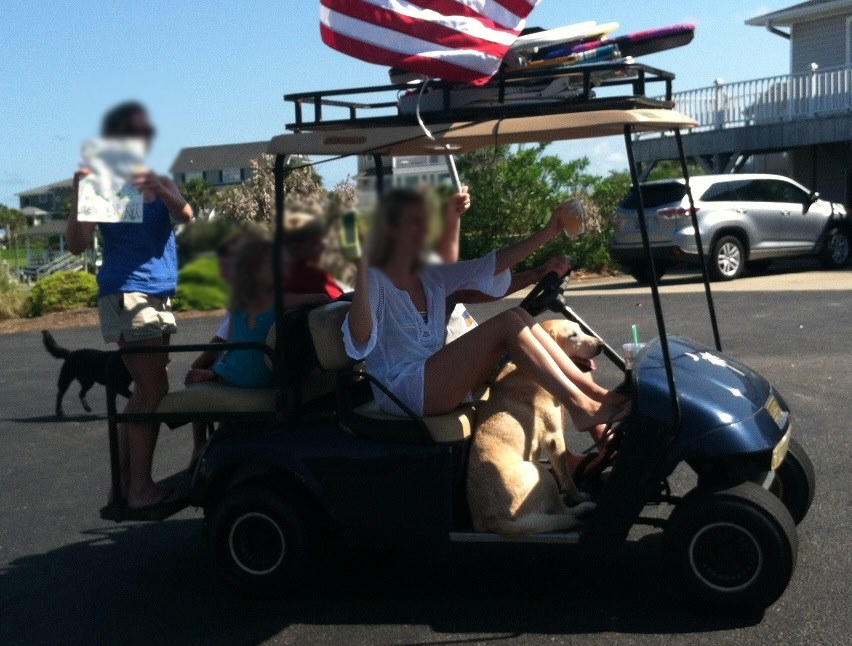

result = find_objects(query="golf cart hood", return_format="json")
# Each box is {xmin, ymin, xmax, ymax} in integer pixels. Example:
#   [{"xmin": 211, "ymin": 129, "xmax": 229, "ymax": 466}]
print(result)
[{"xmin": 633, "ymin": 336, "xmax": 788, "ymax": 458}]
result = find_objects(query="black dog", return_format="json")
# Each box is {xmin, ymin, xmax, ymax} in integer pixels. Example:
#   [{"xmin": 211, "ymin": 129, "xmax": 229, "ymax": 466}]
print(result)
[{"xmin": 42, "ymin": 330, "xmax": 133, "ymax": 417}]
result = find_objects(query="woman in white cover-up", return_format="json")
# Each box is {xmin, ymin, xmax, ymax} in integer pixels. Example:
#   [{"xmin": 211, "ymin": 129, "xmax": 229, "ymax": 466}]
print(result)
[{"xmin": 343, "ymin": 189, "xmax": 629, "ymax": 440}]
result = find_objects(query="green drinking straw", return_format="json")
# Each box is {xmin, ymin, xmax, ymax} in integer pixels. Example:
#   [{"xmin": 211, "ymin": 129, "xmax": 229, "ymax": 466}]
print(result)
[{"xmin": 632, "ymin": 324, "xmax": 640, "ymax": 345}]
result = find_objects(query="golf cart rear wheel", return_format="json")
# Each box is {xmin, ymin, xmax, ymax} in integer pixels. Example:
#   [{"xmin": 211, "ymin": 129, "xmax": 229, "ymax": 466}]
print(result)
[
  {"xmin": 625, "ymin": 261, "xmax": 669, "ymax": 285},
  {"xmin": 209, "ymin": 485, "xmax": 315, "ymax": 598},
  {"xmin": 709, "ymin": 235, "xmax": 746, "ymax": 281},
  {"xmin": 770, "ymin": 438, "xmax": 816, "ymax": 525},
  {"xmin": 819, "ymin": 227, "xmax": 850, "ymax": 269},
  {"xmin": 664, "ymin": 482, "xmax": 797, "ymax": 610}
]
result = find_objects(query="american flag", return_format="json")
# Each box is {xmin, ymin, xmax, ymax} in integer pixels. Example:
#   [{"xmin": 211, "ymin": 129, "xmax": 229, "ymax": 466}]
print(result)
[{"xmin": 320, "ymin": 0, "xmax": 544, "ymax": 85}]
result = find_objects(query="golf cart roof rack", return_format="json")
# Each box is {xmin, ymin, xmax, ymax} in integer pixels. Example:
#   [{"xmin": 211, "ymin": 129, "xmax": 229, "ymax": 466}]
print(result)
[{"xmin": 284, "ymin": 61, "xmax": 676, "ymax": 132}]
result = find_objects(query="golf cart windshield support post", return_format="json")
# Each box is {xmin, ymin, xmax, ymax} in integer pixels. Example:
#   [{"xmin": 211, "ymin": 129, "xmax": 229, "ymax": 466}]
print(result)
[
  {"xmin": 674, "ymin": 129, "xmax": 722, "ymax": 352},
  {"xmin": 624, "ymin": 126, "xmax": 680, "ymax": 424},
  {"xmin": 273, "ymin": 154, "xmax": 289, "ymax": 406},
  {"xmin": 373, "ymin": 155, "xmax": 385, "ymax": 195},
  {"xmin": 445, "ymin": 155, "xmax": 462, "ymax": 191}
]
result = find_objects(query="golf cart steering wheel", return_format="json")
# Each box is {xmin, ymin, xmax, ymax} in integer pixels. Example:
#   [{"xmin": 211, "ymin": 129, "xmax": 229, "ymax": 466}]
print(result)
[{"xmin": 519, "ymin": 267, "xmax": 572, "ymax": 317}]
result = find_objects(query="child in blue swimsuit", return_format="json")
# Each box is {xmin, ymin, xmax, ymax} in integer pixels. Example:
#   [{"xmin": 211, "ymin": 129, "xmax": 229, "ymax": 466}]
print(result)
[{"xmin": 186, "ymin": 239, "xmax": 276, "ymax": 388}]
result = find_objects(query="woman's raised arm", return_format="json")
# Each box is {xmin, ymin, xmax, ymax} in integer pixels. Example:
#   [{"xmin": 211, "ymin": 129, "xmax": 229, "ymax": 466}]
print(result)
[
  {"xmin": 348, "ymin": 256, "xmax": 374, "ymax": 344},
  {"xmin": 494, "ymin": 201, "xmax": 583, "ymax": 273}
]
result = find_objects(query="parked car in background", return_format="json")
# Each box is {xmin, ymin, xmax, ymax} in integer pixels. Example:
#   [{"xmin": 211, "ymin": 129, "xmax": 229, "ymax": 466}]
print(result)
[{"xmin": 610, "ymin": 174, "xmax": 850, "ymax": 282}]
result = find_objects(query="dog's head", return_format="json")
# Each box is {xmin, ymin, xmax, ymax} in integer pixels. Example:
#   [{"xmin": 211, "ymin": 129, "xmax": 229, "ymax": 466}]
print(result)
[{"xmin": 539, "ymin": 319, "xmax": 604, "ymax": 372}]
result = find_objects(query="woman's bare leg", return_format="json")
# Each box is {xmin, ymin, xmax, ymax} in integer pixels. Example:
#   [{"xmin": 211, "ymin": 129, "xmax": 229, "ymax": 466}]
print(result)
[
  {"xmin": 119, "ymin": 335, "xmax": 173, "ymax": 508},
  {"xmin": 424, "ymin": 308, "xmax": 615, "ymax": 432}
]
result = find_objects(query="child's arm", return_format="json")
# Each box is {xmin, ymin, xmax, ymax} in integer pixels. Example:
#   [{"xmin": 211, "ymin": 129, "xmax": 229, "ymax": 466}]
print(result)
[{"xmin": 191, "ymin": 335, "xmax": 227, "ymax": 370}]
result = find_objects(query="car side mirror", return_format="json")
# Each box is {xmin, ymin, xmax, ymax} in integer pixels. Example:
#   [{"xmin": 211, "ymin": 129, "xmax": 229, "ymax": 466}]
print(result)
[
  {"xmin": 804, "ymin": 191, "xmax": 820, "ymax": 213},
  {"xmin": 810, "ymin": 191, "xmax": 820, "ymax": 203}
]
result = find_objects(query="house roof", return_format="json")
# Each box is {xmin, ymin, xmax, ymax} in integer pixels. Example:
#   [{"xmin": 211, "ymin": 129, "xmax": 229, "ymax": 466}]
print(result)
[
  {"xmin": 169, "ymin": 141, "xmax": 270, "ymax": 174},
  {"xmin": 17, "ymin": 178, "xmax": 73, "ymax": 197},
  {"xmin": 21, "ymin": 206, "xmax": 49, "ymax": 216},
  {"xmin": 21, "ymin": 219, "xmax": 68, "ymax": 237},
  {"xmin": 746, "ymin": 0, "xmax": 852, "ymax": 27}
]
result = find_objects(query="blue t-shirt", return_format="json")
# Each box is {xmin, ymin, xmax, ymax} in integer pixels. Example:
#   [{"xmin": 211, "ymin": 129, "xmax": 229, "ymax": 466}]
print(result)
[
  {"xmin": 213, "ymin": 309, "xmax": 275, "ymax": 388},
  {"xmin": 97, "ymin": 198, "xmax": 178, "ymax": 297}
]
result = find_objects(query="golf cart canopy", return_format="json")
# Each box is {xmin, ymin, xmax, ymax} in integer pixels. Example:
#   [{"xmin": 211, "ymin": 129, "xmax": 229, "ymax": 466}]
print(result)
[{"xmin": 267, "ymin": 109, "xmax": 696, "ymax": 157}]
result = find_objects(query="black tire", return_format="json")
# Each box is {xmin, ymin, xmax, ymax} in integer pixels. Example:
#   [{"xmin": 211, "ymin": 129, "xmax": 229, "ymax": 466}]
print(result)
[
  {"xmin": 626, "ymin": 261, "xmax": 669, "ymax": 285},
  {"xmin": 770, "ymin": 438, "xmax": 816, "ymax": 525},
  {"xmin": 663, "ymin": 482, "xmax": 798, "ymax": 611},
  {"xmin": 709, "ymin": 235, "xmax": 746, "ymax": 281},
  {"xmin": 747, "ymin": 260, "xmax": 773, "ymax": 274},
  {"xmin": 208, "ymin": 484, "xmax": 316, "ymax": 598},
  {"xmin": 819, "ymin": 227, "xmax": 850, "ymax": 269}
]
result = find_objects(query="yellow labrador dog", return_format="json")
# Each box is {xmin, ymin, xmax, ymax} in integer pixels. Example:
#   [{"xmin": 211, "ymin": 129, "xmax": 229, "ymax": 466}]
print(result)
[{"xmin": 467, "ymin": 319, "xmax": 603, "ymax": 537}]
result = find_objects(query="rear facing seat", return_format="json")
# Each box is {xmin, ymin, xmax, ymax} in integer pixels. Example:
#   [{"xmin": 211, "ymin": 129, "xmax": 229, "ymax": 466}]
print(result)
[
  {"xmin": 308, "ymin": 301, "xmax": 478, "ymax": 444},
  {"xmin": 155, "ymin": 321, "xmax": 335, "ymax": 418}
]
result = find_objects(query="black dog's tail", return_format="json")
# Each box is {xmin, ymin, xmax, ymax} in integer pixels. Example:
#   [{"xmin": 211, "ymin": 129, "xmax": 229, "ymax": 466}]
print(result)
[{"xmin": 42, "ymin": 330, "xmax": 71, "ymax": 360}]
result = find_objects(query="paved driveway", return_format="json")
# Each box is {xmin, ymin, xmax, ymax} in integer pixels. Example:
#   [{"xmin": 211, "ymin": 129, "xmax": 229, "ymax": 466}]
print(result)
[{"xmin": 1, "ymin": 267, "xmax": 850, "ymax": 645}]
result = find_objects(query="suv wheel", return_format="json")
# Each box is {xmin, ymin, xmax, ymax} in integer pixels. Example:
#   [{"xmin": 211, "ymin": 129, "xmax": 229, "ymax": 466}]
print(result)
[
  {"xmin": 626, "ymin": 261, "xmax": 669, "ymax": 285},
  {"xmin": 819, "ymin": 227, "xmax": 850, "ymax": 269},
  {"xmin": 710, "ymin": 236, "xmax": 746, "ymax": 281}
]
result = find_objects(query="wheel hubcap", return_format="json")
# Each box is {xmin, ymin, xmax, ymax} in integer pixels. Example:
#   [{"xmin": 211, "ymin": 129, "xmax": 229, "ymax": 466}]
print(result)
[
  {"xmin": 717, "ymin": 243, "xmax": 741, "ymax": 277},
  {"xmin": 689, "ymin": 522, "xmax": 763, "ymax": 593},
  {"xmin": 828, "ymin": 232, "xmax": 850, "ymax": 264},
  {"xmin": 229, "ymin": 512, "xmax": 286, "ymax": 576}
]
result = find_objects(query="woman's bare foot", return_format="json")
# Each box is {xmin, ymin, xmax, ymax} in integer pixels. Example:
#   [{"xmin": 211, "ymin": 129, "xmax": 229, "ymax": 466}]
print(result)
[{"xmin": 567, "ymin": 394, "xmax": 631, "ymax": 437}]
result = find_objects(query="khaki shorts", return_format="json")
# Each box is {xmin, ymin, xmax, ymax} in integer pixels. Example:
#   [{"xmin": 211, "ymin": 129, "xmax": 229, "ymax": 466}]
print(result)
[{"xmin": 98, "ymin": 292, "xmax": 178, "ymax": 344}]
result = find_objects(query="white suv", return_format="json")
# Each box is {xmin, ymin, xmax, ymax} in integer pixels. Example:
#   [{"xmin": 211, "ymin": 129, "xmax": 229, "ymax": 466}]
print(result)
[{"xmin": 609, "ymin": 174, "xmax": 850, "ymax": 282}]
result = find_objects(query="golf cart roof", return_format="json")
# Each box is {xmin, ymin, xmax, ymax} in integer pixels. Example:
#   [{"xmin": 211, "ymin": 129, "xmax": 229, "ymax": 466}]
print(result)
[{"xmin": 268, "ymin": 108, "xmax": 696, "ymax": 157}]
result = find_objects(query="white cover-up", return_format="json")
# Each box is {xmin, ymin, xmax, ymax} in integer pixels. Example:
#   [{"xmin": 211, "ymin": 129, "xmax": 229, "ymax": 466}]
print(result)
[{"xmin": 342, "ymin": 251, "xmax": 511, "ymax": 416}]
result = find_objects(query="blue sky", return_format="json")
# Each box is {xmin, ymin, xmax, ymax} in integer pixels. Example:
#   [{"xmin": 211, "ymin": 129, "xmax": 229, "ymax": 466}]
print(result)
[{"xmin": 0, "ymin": 1, "xmax": 791, "ymax": 208}]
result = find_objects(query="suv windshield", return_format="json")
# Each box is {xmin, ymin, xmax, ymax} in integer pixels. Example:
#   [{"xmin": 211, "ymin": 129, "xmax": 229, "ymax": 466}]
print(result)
[{"xmin": 620, "ymin": 182, "xmax": 687, "ymax": 209}]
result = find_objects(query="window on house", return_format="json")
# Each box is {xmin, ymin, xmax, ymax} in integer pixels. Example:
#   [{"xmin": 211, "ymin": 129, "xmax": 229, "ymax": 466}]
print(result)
[
  {"xmin": 185, "ymin": 171, "xmax": 203, "ymax": 182},
  {"xmin": 204, "ymin": 171, "xmax": 221, "ymax": 185},
  {"xmin": 222, "ymin": 168, "xmax": 241, "ymax": 184}
]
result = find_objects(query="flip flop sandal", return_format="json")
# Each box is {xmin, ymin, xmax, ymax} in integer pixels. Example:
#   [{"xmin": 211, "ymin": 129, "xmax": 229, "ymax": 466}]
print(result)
[{"xmin": 118, "ymin": 488, "xmax": 188, "ymax": 522}]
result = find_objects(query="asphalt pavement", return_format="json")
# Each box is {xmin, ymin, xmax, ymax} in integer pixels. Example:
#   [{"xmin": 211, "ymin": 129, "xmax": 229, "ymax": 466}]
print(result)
[{"xmin": 1, "ymin": 264, "xmax": 851, "ymax": 645}]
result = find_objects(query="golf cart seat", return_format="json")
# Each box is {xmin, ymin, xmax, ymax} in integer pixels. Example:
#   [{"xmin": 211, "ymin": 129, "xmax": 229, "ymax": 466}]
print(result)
[
  {"xmin": 155, "ymin": 321, "xmax": 335, "ymax": 421},
  {"xmin": 309, "ymin": 301, "xmax": 477, "ymax": 444}
]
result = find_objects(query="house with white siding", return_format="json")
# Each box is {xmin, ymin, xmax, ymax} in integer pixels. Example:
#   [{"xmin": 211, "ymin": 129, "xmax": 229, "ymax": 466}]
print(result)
[{"xmin": 634, "ymin": 0, "xmax": 852, "ymax": 206}]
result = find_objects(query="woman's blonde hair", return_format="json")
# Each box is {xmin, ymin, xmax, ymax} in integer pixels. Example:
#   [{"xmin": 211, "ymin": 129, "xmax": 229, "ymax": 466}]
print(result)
[
  {"xmin": 367, "ymin": 189, "xmax": 426, "ymax": 267},
  {"xmin": 230, "ymin": 238, "xmax": 274, "ymax": 311}
]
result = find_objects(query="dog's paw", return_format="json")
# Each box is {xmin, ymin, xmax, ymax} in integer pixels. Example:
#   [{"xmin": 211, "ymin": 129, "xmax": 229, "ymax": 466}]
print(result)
[
  {"xmin": 564, "ymin": 490, "xmax": 593, "ymax": 507},
  {"xmin": 571, "ymin": 501, "xmax": 597, "ymax": 517}
]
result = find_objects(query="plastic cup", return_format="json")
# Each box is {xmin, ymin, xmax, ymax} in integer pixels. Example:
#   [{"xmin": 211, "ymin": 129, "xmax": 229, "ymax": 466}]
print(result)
[
  {"xmin": 622, "ymin": 343, "xmax": 646, "ymax": 371},
  {"xmin": 560, "ymin": 198, "xmax": 587, "ymax": 239}
]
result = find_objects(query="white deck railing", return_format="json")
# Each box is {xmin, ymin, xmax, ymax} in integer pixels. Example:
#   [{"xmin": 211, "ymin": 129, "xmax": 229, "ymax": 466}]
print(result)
[{"xmin": 663, "ymin": 64, "xmax": 852, "ymax": 132}]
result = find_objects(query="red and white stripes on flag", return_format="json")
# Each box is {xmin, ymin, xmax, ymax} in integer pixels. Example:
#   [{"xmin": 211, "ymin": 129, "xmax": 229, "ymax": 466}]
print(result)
[{"xmin": 320, "ymin": 0, "xmax": 544, "ymax": 84}]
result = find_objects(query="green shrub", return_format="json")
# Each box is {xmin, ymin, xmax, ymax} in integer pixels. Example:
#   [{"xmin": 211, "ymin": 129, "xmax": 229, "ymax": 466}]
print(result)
[
  {"xmin": 25, "ymin": 270, "xmax": 98, "ymax": 317},
  {"xmin": 0, "ymin": 266, "xmax": 30, "ymax": 320},
  {"xmin": 176, "ymin": 256, "xmax": 226, "ymax": 289},
  {"xmin": 171, "ymin": 257, "xmax": 227, "ymax": 311},
  {"xmin": 172, "ymin": 283, "xmax": 228, "ymax": 311}
]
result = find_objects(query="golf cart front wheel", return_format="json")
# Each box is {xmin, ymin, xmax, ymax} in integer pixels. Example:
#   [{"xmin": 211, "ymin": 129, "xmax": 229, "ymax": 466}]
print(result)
[
  {"xmin": 664, "ymin": 482, "xmax": 797, "ymax": 610},
  {"xmin": 209, "ymin": 484, "xmax": 315, "ymax": 598},
  {"xmin": 770, "ymin": 438, "xmax": 816, "ymax": 525}
]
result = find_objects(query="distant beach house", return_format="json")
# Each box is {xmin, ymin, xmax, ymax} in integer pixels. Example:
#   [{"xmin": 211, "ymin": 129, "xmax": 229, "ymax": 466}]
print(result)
[
  {"xmin": 635, "ymin": 0, "xmax": 852, "ymax": 205},
  {"xmin": 169, "ymin": 141, "xmax": 270, "ymax": 188}
]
